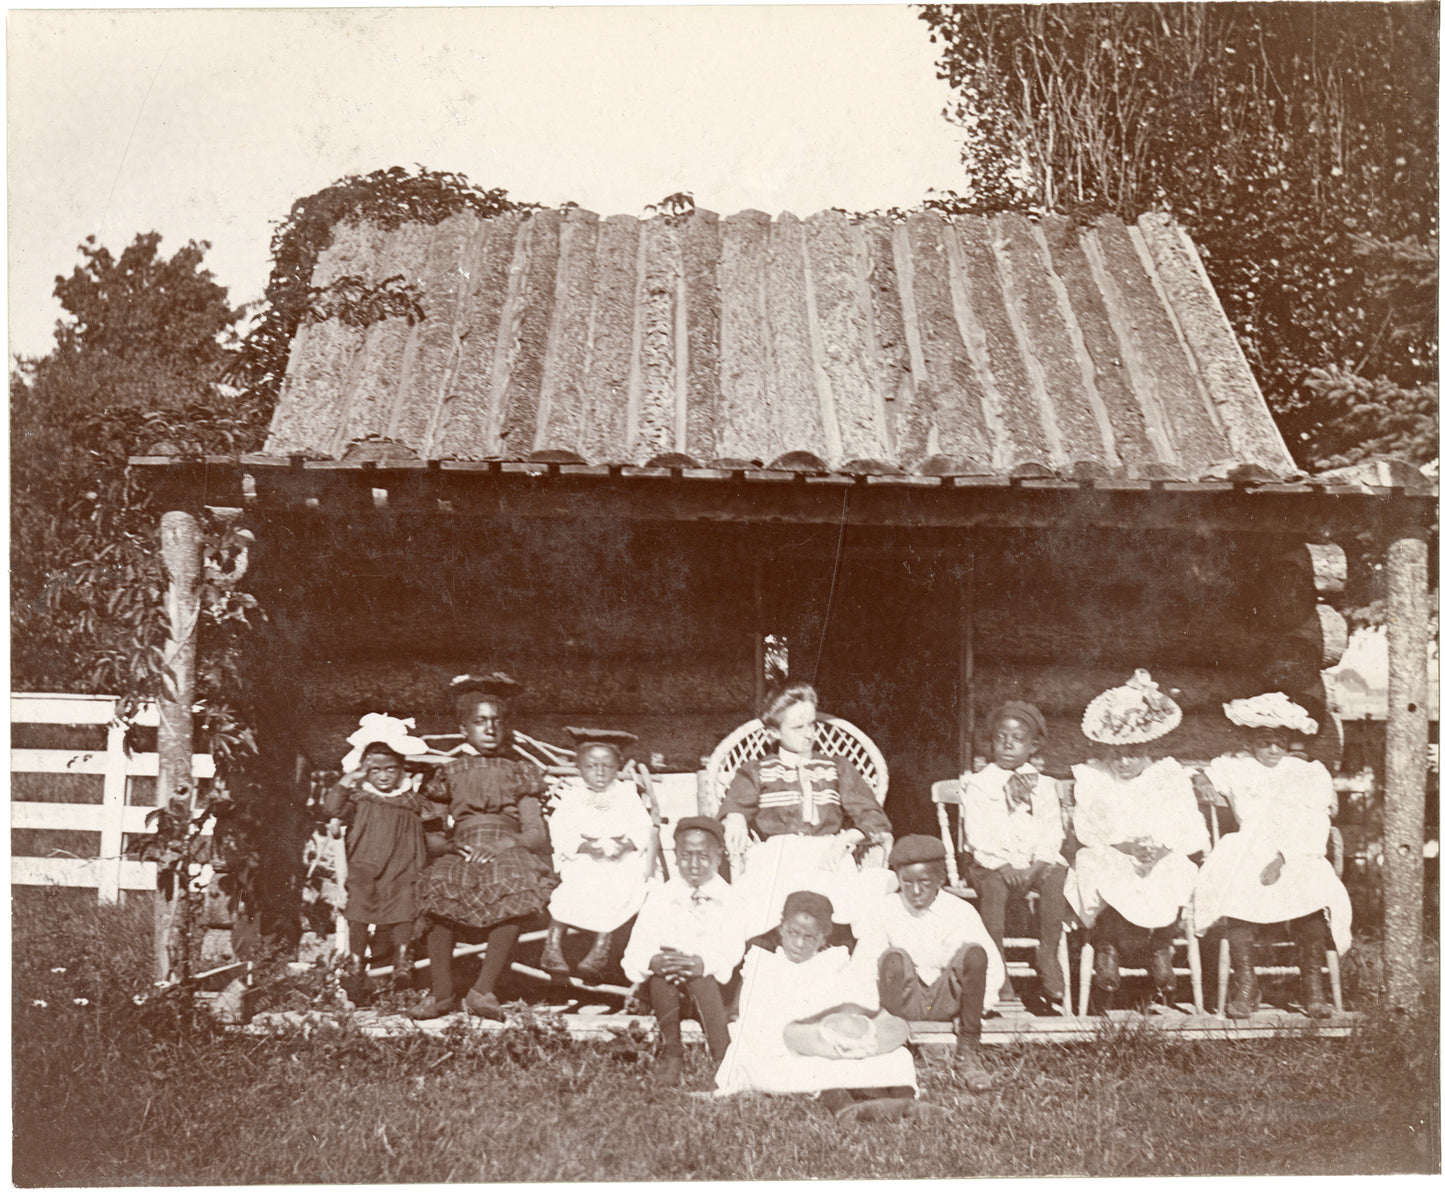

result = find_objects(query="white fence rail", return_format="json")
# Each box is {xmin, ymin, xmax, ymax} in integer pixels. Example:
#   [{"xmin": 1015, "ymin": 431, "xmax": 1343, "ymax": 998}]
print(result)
[{"xmin": 11, "ymin": 693, "xmax": 214, "ymax": 903}]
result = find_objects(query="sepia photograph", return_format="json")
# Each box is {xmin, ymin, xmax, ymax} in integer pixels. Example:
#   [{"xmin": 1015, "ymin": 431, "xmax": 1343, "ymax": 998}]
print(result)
[{"xmin": 9, "ymin": 3, "xmax": 1439, "ymax": 1182}]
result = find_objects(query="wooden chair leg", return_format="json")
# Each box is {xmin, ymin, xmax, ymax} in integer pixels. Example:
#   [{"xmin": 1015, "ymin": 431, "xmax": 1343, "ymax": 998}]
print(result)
[
  {"xmin": 1078, "ymin": 941, "xmax": 1094, "ymax": 1017},
  {"xmin": 1327, "ymin": 948, "xmax": 1344, "ymax": 1013},
  {"xmin": 1059, "ymin": 932, "xmax": 1073, "ymax": 1018},
  {"xmin": 1186, "ymin": 928, "xmax": 1204, "ymax": 1015},
  {"xmin": 1217, "ymin": 937, "xmax": 1230, "ymax": 1017}
]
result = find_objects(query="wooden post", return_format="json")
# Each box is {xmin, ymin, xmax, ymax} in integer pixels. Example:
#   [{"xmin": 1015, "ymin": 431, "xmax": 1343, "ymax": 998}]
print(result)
[
  {"xmin": 1383, "ymin": 521, "xmax": 1429, "ymax": 1013},
  {"xmin": 753, "ymin": 554, "xmax": 766, "ymax": 711},
  {"xmin": 154, "ymin": 510, "xmax": 203, "ymax": 981},
  {"xmin": 960, "ymin": 552, "xmax": 976, "ymax": 775}
]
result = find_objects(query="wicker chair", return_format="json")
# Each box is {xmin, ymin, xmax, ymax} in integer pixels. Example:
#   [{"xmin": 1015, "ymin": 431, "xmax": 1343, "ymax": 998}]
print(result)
[
  {"xmin": 702, "ymin": 715, "xmax": 889, "ymax": 872},
  {"xmin": 932, "ymin": 777, "xmax": 1074, "ymax": 1016}
]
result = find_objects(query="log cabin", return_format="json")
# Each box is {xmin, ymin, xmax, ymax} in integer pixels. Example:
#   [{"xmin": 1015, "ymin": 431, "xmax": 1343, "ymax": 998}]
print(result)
[{"xmin": 130, "ymin": 205, "xmax": 1435, "ymax": 1009}]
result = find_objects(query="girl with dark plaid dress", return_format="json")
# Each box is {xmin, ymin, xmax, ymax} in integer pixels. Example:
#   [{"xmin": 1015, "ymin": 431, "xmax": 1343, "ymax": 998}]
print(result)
[{"xmin": 409, "ymin": 677, "xmax": 557, "ymax": 1020}]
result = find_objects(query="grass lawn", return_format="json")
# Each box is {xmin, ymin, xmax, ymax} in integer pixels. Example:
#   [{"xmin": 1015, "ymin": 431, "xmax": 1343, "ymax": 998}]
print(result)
[{"xmin": 13, "ymin": 889, "xmax": 1440, "ymax": 1184}]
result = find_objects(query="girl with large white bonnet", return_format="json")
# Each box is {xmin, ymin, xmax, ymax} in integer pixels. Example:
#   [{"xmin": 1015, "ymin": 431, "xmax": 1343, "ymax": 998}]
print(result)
[
  {"xmin": 1194, "ymin": 692, "xmax": 1352, "ymax": 1019},
  {"xmin": 323, "ymin": 713, "xmax": 431, "ymax": 997},
  {"xmin": 1065, "ymin": 670, "xmax": 1209, "ymax": 1011}
]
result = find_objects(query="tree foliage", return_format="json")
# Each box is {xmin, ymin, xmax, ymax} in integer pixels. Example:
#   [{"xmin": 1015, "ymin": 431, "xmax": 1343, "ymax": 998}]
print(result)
[
  {"xmin": 919, "ymin": 2, "xmax": 1438, "ymax": 471},
  {"xmin": 228, "ymin": 165, "xmax": 527, "ymax": 420},
  {"xmin": 11, "ymin": 232, "xmax": 258, "ymax": 692}
]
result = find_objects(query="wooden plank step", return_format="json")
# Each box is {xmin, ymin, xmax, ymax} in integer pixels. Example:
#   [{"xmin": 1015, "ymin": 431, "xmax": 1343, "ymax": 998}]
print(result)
[{"xmin": 237, "ymin": 1005, "xmax": 1359, "ymax": 1043}]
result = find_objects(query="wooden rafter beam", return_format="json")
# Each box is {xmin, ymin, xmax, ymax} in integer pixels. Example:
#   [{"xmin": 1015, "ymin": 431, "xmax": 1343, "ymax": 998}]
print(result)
[{"xmin": 128, "ymin": 457, "xmax": 1429, "ymax": 539}]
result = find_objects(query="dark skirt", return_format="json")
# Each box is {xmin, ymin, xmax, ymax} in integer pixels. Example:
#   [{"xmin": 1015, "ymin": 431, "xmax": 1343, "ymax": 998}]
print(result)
[
  {"xmin": 417, "ymin": 817, "xmax": 557, "ymax": 933},
  {"xmin": 344, "ymin": 795, "xmax": 428, "ymax": 926}
]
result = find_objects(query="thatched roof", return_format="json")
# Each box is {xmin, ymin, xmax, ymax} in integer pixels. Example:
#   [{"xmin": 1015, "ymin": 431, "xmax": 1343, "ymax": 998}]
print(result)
[{"xmin": 263, "ymin": 206, "xmax": 1299, "ymax": 482}]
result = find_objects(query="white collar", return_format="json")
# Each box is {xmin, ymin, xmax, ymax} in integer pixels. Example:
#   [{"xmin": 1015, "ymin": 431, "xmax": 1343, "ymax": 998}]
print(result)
[
  {"xmin": 358, "ymin": 777, "xmax": 414, "ymax": 799},
  {"xmin": 776, "ymin": 747, "xmax": 814, "ymax": 767}
]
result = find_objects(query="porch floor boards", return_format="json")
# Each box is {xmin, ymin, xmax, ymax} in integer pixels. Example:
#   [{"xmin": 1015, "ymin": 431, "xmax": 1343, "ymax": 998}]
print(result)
[{"xmin": 241, "ymin": 1003, "xmax": 1360, "ymax": 1043}]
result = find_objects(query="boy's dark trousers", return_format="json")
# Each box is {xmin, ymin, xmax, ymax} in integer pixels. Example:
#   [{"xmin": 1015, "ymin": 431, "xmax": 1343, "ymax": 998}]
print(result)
[
  {"xmin": 648, "ymin": 974, "xmax": 730, "ymax": 1065},
  {"xmin": 876, "ymin": 944, "xmax": 988, "ymax": 1031},
  {"xmin": 963, "ymin": 858, "xmax": 1068, "ymax": 1001}
]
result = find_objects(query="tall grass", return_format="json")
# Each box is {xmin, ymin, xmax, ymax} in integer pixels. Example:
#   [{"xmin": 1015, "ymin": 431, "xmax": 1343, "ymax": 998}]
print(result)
[{"xmin": 13, "ymin": 888, "xmax": 1440, "ymax": 1184}]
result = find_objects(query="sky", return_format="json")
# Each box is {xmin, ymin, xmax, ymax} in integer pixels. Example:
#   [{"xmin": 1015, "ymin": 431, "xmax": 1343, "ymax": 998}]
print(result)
[{"xmin": 6, "ymin": 4, "xmax": 975, "ymax": 361}]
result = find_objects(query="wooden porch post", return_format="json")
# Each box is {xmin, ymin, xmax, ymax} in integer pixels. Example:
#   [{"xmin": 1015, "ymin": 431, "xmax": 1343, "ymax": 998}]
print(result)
[
  {"xmin": 154, "ymin": 509, "xmax": 203, "ymax": 981},
  {"xmin": 959, "ymin": 552, "xmax": 976, "ymax": 776},
  {"xmin": 1383, "ymin": 519, "xmax": 1429, "ymax": 1012}
]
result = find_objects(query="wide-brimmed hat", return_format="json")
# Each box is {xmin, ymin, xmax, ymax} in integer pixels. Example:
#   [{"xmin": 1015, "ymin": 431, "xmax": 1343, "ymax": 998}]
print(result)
[
  {"xmin": 341, "ymin": 713, "xmax": 429, "ymax": 772},
  {"xmin": 1081, "ymin": 669, "xmax": 1182, "ymax": 746},
  {"xmin": 450, "ymin": 672, "xmax": 523, "ymax": 700},
  {"xmin": 785, "ymin": 1003, "xmax": 910, "ymax": 1059},
  {"xmin": 564, "ymin": 727, "xmax": 639, "ymax": 757},
  {"xmin": 1222, "ymin": 692, "xmax": 1318, "ymax": 736}
]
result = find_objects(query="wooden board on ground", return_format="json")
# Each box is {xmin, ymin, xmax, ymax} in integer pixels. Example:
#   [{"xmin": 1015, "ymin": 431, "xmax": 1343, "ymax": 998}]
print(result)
[{"xmin": 236, "ymin": 1004, "xmax": 1360, "ymax": 1044}]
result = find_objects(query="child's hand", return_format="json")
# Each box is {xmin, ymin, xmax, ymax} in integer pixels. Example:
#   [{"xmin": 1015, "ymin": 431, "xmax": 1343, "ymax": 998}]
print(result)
[
  {"xmin": 1000, "ymin": 864, "xmax": 1036, "ymax": 890},
  {"xmin": 459, "ymin": 842, "xmax": 498, "ymax": 864},
  {"xmin": 1259, "ymin": 853, "xmax": 1285, "ymax": 886},
  {"xmin": 341, "ymin": 768, "xmax": 367, "ymax": 787},
  {"xmin": 650, "ymin": 948, "xmax": 703, "ymax": 980}
]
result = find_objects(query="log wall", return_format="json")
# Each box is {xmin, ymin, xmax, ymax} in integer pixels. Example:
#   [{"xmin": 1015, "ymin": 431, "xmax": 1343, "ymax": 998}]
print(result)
[{"xmin": 257, "ymin": 516, "xmax": 1341, "ymax": 822}]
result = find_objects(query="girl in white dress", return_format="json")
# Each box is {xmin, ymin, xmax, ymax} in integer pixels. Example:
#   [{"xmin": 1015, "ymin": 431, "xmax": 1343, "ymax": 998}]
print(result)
[
  {"xmin": 542, "ymin": 728, "xmax": 657, "ymax": 980},
  {"xmin": 1194, "ymin": 692, "xmax": 1351, "ymax": 1019},
  {"xmin": 1065, "ymin": 670, "xmax": 1209, "ymax": 1010},
  {"xmin": 714, "ymin": 891, "xmax": 947, "ymax": 1125}
]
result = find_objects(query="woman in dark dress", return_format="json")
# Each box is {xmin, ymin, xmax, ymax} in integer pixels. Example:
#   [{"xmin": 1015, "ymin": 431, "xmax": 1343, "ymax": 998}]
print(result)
[{"xmin": 409, "ymin": 676, "xmax": 557, "ymax": 1020}]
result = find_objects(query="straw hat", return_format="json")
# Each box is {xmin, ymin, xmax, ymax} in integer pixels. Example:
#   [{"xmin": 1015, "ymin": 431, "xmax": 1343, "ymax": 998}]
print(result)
[
  {"xmin": 785, "ymin": 1003, "xmax": 910, "ymax": 1060},
  {"xmin": 1081, "ymin": 669, "xmax": 1182, "ymax": 746},
  {"xmin": 341, "ymin": 713, "xmax": 429, "ymax": 771},
  {"xmin": 1222, "ymin": 692, "xmax": 1318, "ymax": 736}
]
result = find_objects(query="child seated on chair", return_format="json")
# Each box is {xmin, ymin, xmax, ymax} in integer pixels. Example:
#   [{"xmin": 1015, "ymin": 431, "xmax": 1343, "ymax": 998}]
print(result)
[
  {"xmin": 1064, "ymin": 670, "xmax": 1208, "ymax": 1011},
  {"xmin": 714, "ymin": 891, "xmax": 948, "ymax": 1125},
  {"xmin": 542, "ymin": 728, "xmax": 656, "ymax": 980},
  {"xmin": 852, "ymin": 836, "xmax": 1005, "ymax": 1093},
  {"xmin": 621, "ymin": 817, "xmax": 742, "ymax": 1088},
  {"xmin": 1194, "ymin": 692, "xmax": 1352, "ymax": 1020},
  {"xmin": 960, "ymin": 700, "xmax": 1069, "ymax": 1015},
  {"xmin": 409, "ymin": 674, "xmax": 558, "ymax": 1022},
  {"xmin": 717, "ymin": 683, "xmax": 894, "ymax": 936},
  {"xmin": 323, "ymin": 714, "xmax": 431, "ymax": 1002}
]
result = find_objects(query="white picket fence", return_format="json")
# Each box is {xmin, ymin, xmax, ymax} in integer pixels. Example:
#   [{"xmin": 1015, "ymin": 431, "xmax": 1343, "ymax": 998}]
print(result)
[{"xmin": 11, "ymin": 693, "xmax": 214, "ymax": 903}]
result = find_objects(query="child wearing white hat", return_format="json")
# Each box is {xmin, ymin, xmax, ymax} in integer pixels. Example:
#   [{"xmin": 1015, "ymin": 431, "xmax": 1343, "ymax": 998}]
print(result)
[
  {"xmin": 1064, "ymin": 670, "xmax": 1209, "ymax": 1010},
  {"xmin": 1193, "ymin": 692, "xmax": 1352, "ymax": 1019},
  {"xmin": 323, "ymin": 713, "xmax": 431, "ymax": 995}
]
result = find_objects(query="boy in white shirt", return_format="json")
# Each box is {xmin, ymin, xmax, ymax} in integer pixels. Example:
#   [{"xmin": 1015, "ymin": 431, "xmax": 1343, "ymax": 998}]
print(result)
[
  {"xmin": 853, "ymin": 836, "xmax": 1005, "ymax": 1092},
  {"xmin": 621, "ymin": 816, "xmax": 742, "ymax": 1087},
  {"xmin": 960, "ymin": 701, "xmax": 1069, "ymax": 1013}
]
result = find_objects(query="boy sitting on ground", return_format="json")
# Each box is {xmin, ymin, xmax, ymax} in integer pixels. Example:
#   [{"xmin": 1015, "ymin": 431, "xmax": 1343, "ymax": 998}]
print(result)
[
  {"xmin": 621, "ymin": 816, "xmax": 741, "ymax": 1088},
  {"xmin": 853, "ymin": 835, "xmax": 1006, "ymax": 1093},
  {"xmin": 714, "ymin": 890, "xmax": 948, "ymax": 1125}
]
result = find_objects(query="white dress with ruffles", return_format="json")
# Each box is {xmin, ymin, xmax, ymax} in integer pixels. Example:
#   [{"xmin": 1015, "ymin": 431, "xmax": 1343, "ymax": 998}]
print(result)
[
  {"xmin": 713, "ymin": 944, "xmax": 916, "ymax": 1097},
  {"xmin": 1065, "ymin": 757, "xmax": 1208, "ymax": 930},
  {"xmin": 547, "ymin": 778, "xmax": 655, "ymax": 933},
  {"xmin": 1193, "ymin": 753, "xmax": 1353, "ymax": 953}
]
